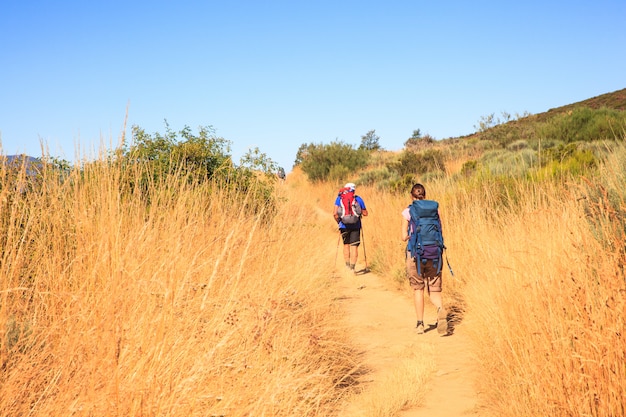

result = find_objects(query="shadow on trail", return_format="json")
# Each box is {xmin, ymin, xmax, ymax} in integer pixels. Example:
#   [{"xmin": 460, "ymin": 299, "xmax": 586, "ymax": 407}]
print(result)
[
  {"xmin": 334, "ymin": 356, "xmax": 372, "ymax": 390},
  {"xmin": 445, "ymin": 303, "xmax": 466, "ymax": 336},
  {"xmin": 421, "ymin": 302, "xmax": 466, "ymax": 336}
]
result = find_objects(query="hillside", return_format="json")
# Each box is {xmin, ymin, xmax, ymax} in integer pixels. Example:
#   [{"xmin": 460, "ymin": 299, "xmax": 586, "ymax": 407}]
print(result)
[
  {"xmin": 447, "ymin": 87, "xmax": 625, "ymax": 141},
  {"xmin": 544, "ymin": 87, "xmax": 626, "ymax": 114},
  {"xmin": 431, "ymin": 87, "xmax": 626, "ymax": 170}
]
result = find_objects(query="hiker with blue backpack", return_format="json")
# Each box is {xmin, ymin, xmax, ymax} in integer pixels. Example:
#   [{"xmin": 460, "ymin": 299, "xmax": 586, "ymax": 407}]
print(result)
[
  {"xmin": 402, "ymin": 183, "xmax": 448, "ymax": 335},
  {"xmin": 333, "ymin": 182, "xmax": 368, "ymax": 273}
]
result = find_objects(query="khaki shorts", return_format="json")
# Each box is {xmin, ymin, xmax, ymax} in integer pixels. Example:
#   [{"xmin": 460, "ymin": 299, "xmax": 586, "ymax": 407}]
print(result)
[{"xmin": 405, "ymin": 251, "xmax": 442, "ymax": 292}]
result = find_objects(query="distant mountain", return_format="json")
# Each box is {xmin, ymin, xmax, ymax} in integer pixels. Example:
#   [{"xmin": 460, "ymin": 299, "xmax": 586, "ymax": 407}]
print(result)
[
  {"xmin": 2, "ymin": 154, "xmax": 42, "ymax": 177},
  {"xmin": 5, "ymin": 154, "xmax": 40, "ymax": 164}
]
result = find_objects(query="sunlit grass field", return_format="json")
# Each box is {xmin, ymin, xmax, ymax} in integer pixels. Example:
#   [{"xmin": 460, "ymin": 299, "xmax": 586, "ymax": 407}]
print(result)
[
  {"xmin": 1, "ymin": 144, "xmax": 625, "ymax": 416},
  {"xmin": 360, "ymin": 149, "xmax": 626, "ymax": 416},
  {"xmin": 0, "ymin": 161, "xmax": 358, "ymax": 416}
]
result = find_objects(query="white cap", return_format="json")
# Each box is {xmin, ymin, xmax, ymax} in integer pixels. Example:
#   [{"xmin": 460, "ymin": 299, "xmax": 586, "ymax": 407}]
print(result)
[{"xmin": 345, "ymin": 182, "xmax": 356, "ymax": 190}]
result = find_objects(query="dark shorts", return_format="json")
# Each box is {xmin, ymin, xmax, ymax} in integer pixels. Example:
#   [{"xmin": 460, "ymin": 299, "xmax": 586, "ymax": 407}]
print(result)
[
  {"xmin": 405, "ymin": 251, "xmax": 442, "ymax": 292},
  {"xmin": 340, "ymin": 228, "xmax": 361, "ymax": 246}
]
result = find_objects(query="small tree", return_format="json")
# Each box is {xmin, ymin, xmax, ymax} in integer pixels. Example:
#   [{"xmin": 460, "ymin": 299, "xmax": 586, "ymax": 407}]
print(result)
[
  {"xmin": 405, "ymin": 129, "xmax": 435, "ymax": 150},
  {"xmin": 239, "ymin": 147, "xmax": 278, "ymax": 177},
  {"xmin": 404, "ymin": 129, "xmax": 422, "ymax": 148},
  {"xmin": 359, "ymin": 130, "xmax": 381, "ymax": 151},
  {"xmin": 127, "ymin": 122, "xmax": 232, "ymax": 183},
  {"xmin": 294, "ymin": 143, "xmax": 313, "ymax": 167}
]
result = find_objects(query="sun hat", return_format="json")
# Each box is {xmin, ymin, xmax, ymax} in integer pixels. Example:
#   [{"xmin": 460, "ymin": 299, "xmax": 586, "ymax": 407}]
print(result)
[{"xmin": 345, "ymin": 182, "xmax": 356, "ymax": 190}]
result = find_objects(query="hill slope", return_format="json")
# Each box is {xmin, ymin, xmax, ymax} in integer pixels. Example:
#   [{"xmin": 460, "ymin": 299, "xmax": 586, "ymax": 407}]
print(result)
[{"xmin": 545, "ymin": 87, "xmax": 626, "ymax": 114}]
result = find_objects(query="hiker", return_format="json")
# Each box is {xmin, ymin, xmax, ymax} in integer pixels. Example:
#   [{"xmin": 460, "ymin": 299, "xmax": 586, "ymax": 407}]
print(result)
[
  {"xmin": 277, "ymin": 166, "xmax": 286, "ymax": 181},
  {"xmin": 401, "ymin": 183, "xmax": 448, "ymax": 335},
  {"xmin": 333, "ymin": 182, "xmax": 368, "ymax": 273}
]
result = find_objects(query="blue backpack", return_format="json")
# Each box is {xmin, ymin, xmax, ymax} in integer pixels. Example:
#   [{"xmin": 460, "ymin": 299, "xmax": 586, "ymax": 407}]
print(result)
[{"xmin": 407, "ymin": 199, "xmax": 445, "ymax": 275}]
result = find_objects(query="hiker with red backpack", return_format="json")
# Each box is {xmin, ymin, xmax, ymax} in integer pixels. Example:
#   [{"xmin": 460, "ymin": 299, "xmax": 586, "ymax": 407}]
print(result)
[
  {"xmin": 333, "ymin": 182, "xmax": 368, "ymax": 273},
  {"xmin": 401, "ymin": 183, "xmax": 448, "ymax": 335}
]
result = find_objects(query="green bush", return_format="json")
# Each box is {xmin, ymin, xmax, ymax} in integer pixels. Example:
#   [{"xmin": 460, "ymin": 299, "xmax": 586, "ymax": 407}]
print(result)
[
  {"xmin": 538, "ymin": 107, "xmax": 626, "ymax": 143},
  {"xmin": 357, "ymin": 166, "xmax": 397, "ymax": 187},
  {"xmin": 297, "ymin": 141, "xmax": 370, "ymax": 182},
  {"xmin": 506, "ymin": 140, "xmax": 529, "ymax": 151},
  {"xmin": 125, "ymin": 123, "xmax": 234, "ymax": 183},
  {"xmin": 480, "ymin": 149, "xmax": 538, "ymax": 176},
  {"xmin": 328, "ymin": 164, "xmax": 350, "ymax": 184},
  {"xmin": 118, "ymin": 122, "xmax": 278, "ymax": 217},
  {"xmin": 388, "ymin": 174, "xmax": 417, "ymax": 194},
  {"xmin": 390, "ymin": 149, "xmax": 445, "ymax": 178}
]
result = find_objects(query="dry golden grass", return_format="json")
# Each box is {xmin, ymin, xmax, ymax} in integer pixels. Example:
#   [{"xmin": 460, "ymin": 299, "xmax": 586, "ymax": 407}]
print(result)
[
  {"xmin": 357, "ymin": 344, "xmax": 435, "ymax": 417},
  {"xmin": 441, "ymin": 175, "xmax": 626, "ymax": 416},
  {"xmin": 352, "ymin": 160, "xmax": 625, "ymax": 416},
  {"xmin": 0, "ymin": 161, "xmax": 359, "ymax": 416},
  {"xmin": 3, "ymin": 149, "xmax": 625, "ymax": 416},
  {"xmin": 292, "ymin": 170, "xmax": 442, "ymax": 417},
  {"xmin": 436, "ymin": 176, "xmax": 626, "ymax": 416}
]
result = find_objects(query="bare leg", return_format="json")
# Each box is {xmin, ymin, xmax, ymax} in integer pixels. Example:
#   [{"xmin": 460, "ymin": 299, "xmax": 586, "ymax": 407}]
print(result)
[
  {"xmin": 430, "ymin": 290, "xmax": 448, "ymax": 334},
  {"xmin": 429, "ymin": 291, "xmax": 443, "ymax": 310},
  {"xmin": 350, "ymin": 245, "xmax": 359, "ymax": 266},
  {"xmin": 413, "ymin": 289, "xmax": 425, "ymax": 322}
]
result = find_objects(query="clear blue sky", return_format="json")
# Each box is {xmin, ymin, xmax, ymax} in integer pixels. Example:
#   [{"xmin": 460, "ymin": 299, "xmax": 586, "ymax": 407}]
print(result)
[{"xmin": 2, "ymin": 1, "xmax": 625, "ymax": 171}]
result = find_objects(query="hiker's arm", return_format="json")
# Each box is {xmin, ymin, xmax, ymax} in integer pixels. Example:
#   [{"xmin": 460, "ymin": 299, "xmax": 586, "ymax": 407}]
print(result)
[
  {"xmin": 401, "ymin": 216, "xmax": 409, "ymax": 241},
  {"xmin": 359, "ymin": 198, "xmax": 368, "ymax": 217},
  {"xmin": 333, "ymin": 204, "xmax": 340, "ymax": 223}
]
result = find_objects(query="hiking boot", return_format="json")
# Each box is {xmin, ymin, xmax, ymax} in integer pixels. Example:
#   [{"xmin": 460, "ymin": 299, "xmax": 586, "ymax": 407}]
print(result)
[
  {"xmin": 416, "ymin": 321, "xmax": 425, "ymax": 334},
  {"xmin": 437, "ymin": 307, "xmax": 448, "ymax": 335}
]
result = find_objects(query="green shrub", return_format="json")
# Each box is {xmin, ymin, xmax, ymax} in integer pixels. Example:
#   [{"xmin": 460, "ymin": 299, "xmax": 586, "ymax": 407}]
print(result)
[
  {"xmin": 387, "ymin": 174, "xmax": 417, "ymax": 194},
  {"xmin": 538, "ymin": 107, "xmax": 626, "ymax": 143},
  {"xmin": 358, "ymin": 166, "xmax": 398, "ymax": 187},
  {"xmin": 420, "ymin": 169, "xmax": 446, "ymax": 183},
  {"xmin": 459, "ymin": 160, "xmax": 478, "ymax": 178},
  {"xmin": 480, "ymin": 149, "xmax": 537, "ymax": 176},
  {"xmin": 118, "ymin": 123, "xmax": 278, "ymax": 217},
  {"xmin": 298, "ymin": 141, "xmax": 370, "ymax": 182},
  {"xmin": 124, "ymin": 123, "xmax": 234, "ymax": 190},
  {"xmin": 506, "ymin": 140, "xmax": 529, "ymax": 151},
  {"xmin": 328, "ymin": 164, "xmax": 350, "ymax": 183},
  {"xmin": 390, "ymin": 149, "xmax": 445, "ymax": 178}
]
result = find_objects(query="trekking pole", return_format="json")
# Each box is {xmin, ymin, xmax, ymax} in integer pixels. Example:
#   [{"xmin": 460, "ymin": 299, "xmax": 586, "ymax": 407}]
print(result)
[
  {"xmin": 444, "ymin": 247, "xmax": 455, "ymax": 277},
  {"xmin": 360, "ymin": 226, "xmax": 370, "ymax": 273},
  {"xmin": 334, "ymin": 232, "xmax": 341, "ymax": 269}
]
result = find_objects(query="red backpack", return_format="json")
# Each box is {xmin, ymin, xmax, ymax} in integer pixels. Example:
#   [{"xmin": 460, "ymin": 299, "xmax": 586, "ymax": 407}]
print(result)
[{"xmin": 337, "ymin": 187, "xmax": 362, "ymax": 224}]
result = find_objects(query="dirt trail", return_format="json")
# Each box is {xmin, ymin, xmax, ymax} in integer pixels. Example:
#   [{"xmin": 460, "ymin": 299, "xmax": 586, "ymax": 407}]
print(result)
[{"xmin": 335, "ymin": 263, "xmax": 481, "ymax": 417}]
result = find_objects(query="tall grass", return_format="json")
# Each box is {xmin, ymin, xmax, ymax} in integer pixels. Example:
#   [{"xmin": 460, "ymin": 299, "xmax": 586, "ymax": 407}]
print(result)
[
  {"xmin": 458, "ymin": 176, "xmax": 625, "ymax": 416},
  {"xmin": 0, "ymin": 159, "xmax": 357, "ymax": 416},
  {"xmin": 4, "ymin": 142, "xmax": 625, "ymax": 416},
  {"xmin": 353, "ymin": 145, "xmax": 625, "ymax": 416}
]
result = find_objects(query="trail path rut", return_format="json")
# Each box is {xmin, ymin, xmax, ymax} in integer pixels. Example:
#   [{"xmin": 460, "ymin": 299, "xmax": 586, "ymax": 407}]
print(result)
[{"xmin": 335, "ymin": 264, "xmax": 481, "ymax": 417}]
